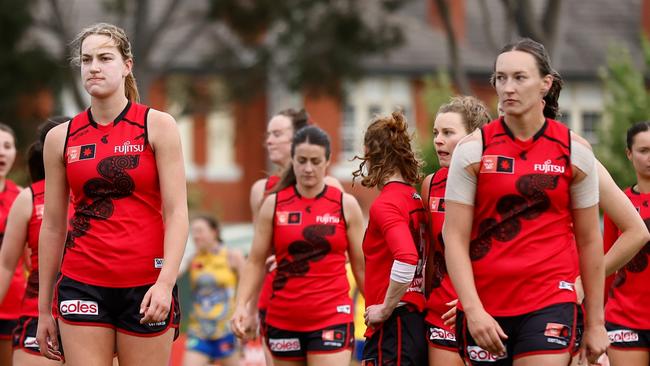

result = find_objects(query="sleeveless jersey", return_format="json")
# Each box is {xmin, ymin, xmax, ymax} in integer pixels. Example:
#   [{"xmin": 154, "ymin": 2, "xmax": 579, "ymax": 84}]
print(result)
[
  {"xmin": 266, "ymin": 185, "xmax": 352, "ymax": 331},
  {"xmin": 604, "ymin": 187, "xmax": 650, "ymax": 329},
  {"xmin": 258, "ymin": 175, "xmax": 280, "ymax": 312},
  {"xmin": 188, "ymin": 247, "xmax": 237, "ymax": 339},
  {"xmin": 62, "ymin": 102, "xmax": 164, "ymax": 287},
  {"xmin": 363, "ymin": 182, "xmax": 427, "ymax": 337},
  {"xmin": 0, "ymin": 179, "xmax": 25, "ymax": 319},
  {"xmin": 21, "ymin": 180, "xmax": 45, "ymax": 317},
  {"xmin": 469, "ymin": 118, "xmax": 577, "ymax": 316},
  {"xmin": 424, "ymin": 168, "xmax": 457, "ymax": 329}
]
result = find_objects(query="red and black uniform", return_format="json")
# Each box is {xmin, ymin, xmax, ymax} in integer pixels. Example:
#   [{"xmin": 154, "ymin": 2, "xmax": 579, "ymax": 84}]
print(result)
[
  {"xmin": 265, "ymin": 184, "xmax": 353, "ymax": 360},
  {"xmin": 257, "ymin": 175, "xmax": 279, "ymax": 335},
  {"xmin": 0, "ymin": 179, "xmax": 24, "ymax": 339},
  {"xmin": 361, "ymin": 182, "xmax": 427, "ymax": 366},
  {"xmin": 604, "ymin": 187, "xmax": 650, "ymax": 350},
  {"xmin": 56, "ymin": 102, "xmax": 179, "ymax": 337},
  {"xmin": 456, "ymin": 118, "xmax": 579, "ymax": 364},
  {"xmin": 424, "ymin": 168, "xmax": 458, "ymax": 350}
]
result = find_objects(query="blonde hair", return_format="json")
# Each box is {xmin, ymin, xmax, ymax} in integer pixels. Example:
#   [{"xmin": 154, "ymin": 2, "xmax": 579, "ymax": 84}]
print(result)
[
  {"xmin": 437, "ymin": 96, "xmax": 492, "ymax": 133},
  {"xmin": 71, "ymin": 23, "xmax": 139, "ymax": 103}
]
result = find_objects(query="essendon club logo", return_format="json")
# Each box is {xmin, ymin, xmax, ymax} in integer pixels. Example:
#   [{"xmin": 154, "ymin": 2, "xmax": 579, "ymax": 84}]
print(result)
[
  {"xmin": 481, "ymin": 155, "xmax": 514, "ymax": 174},
  {"xmin": 544, "ymin": 322, "xmax": 570, "ymax": 338},
  {"xmin": 67, "ymin": 144, "xmax": 96, "ymax": 163},
  {"xmin": 276, "ymin": 211, "xmax": 302, "ymax": 225},
  {"xmin": 322, "ymin": 329, "xmax": 344, "ymax": 342},
  {"xmin": 430, "ymin": 197, "xmax": 445, "ymax": 212}
]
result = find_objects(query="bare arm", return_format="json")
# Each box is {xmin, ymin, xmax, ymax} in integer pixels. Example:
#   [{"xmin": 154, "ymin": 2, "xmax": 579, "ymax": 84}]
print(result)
[
  {"xmin": 420, "ymin": 174, "xmax": 434, "ymax": 296},
  {"xmin": 344, "ymin": 193, "xmax": 365, "ymax": 296},
  {"xmin": 0, "ymin": 189, "xmax": 31, "ymax": 302},
  {"xmin": 598, "ymin": 161, "xmax": 650, "ymax": 275},
  {"xmin": 249, "ymin": 179, "xmax": 266, "ymax": 222}
]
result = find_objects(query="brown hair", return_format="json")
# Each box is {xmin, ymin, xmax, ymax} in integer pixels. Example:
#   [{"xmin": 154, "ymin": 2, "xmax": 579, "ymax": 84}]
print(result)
[
  {"xmin": 273, "ymin": 126, "xmax": 331, "ymax": 193},
  {"xmin": 490, "ymin": 38, "xmax": 563, "ymax": 120},
  {"xmin": 276, "ymin": 108, "xmax": 310, "ymax": 133},
  {"xmin": 71, "ymin": 23, "xmax": 139, "ymax": 103},
  {"xmin": 353, "ymin": 110, "xmax": 423, "ymax": 187},
  {"xmin": 0, "ymin": 123, "xmax": 16, "ymax": 140},
  {"xmin": 437, "ymin": 96, "xmax": 492, "ymax": 133}
]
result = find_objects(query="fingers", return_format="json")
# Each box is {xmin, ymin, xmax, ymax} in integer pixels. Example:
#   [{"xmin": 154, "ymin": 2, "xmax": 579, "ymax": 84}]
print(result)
[
  {"xmin": 37, "ymin": 326, "xmax": 62, "ymax": 361},
  {"xmin": 139, "ymin": 288, "xmax": 152, "ymax": 315}
]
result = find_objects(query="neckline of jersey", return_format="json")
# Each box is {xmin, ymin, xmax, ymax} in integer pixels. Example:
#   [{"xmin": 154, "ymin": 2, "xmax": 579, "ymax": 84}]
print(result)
[
  {"xmin": 87, "ymin": 101, "xmax": 132, "ymax": 129},
  {"xmin": 292, "ymin": 184, "xmax": 327, "ymax": 200},
  {"xmin": 630, "ymin": 184, "xmax": 650, "ymax": 196},
  {"xmin": 499, "ymin": 117, "xmax": 548, "ymax": 143},
  {"xmin": 383, "ymin": 181, "xmax": 412, "ymax": 189}
]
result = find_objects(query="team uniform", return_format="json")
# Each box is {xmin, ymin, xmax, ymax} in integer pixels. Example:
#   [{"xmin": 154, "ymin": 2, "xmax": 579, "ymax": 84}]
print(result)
[
  {"xmin": 265, "ymin": 184, "xmax": 354, "ymax": 360},
  {"xmin": 0, "ymin": 179, "xmax": 25, "ymax": 339},
  {"xmin": 346, "ymin": 263, "xmax": 366, "ymax": 362},
  {"xmin": 186, "ymin": 247, "xmax": 238, "ymax": 360},
  {"xmin": 362, "ymin": 182, "xmax": 427, "ymax": 366},
  {"xmin": 603, "ymin": 187, "xmax": 650, "ymax": 350},
  {"xmin": 448, "ymin": 118, "xmax": 587, "ymax": 365},
  {"xmin": 424, "ymin": 167, "xmax": 459, "ymax": 351},
  {"xmin": 257, "ymin": 175, "xmax": 279, "ymax": 337},
  {"xmin": 56, "ymin": 102, "xmax": 180, "ymax": 337}
]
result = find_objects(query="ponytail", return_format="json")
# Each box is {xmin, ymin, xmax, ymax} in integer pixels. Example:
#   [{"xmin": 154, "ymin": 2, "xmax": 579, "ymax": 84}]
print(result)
[{"xmin": 125, "ymin": 73, "xmax": 140, "ymax": 103}]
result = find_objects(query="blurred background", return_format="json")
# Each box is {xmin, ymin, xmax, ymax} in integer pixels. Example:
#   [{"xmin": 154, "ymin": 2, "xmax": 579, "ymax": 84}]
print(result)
[{"xmin": 2, "ymin": 0, "xmax": 650, "ymax": 364}]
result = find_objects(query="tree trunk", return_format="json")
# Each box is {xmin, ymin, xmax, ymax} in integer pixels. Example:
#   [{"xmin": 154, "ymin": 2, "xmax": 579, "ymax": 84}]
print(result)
[{"xmin": 434, "ymin": 0, "xmax": 472, "ymax": 95}]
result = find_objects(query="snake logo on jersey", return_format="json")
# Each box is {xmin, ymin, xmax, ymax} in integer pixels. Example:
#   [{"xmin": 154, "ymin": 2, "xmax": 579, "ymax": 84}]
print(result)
[{"xmin": 610, "ymin": 217, "xmax": 650, "ymax": 296}]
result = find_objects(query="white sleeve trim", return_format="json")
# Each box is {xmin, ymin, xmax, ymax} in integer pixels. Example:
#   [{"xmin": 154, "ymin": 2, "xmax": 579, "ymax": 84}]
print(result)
[
  {"xmin": 445, "ymin": 139, "xmax": 482, "ymax": 205},
  {"xmin": 570, "ymin": 142, "xmax": 599, "ymax": 209},
  {"xmin": 390, "ymin": 260, "xmax": 416, "ymax": 283}
]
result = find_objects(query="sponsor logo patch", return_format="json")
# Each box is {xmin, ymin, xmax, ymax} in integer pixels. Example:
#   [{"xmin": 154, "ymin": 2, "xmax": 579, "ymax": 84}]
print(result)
[
  {"xmin": 114, "ymin": 140, "xmax": 145, "ymax": 155},
  {"xmin": 276, "ymin": 211, "xmax": 302, "ymax": 225},
  {"xmin": 361, "ymin": 359, "xmax": 377, "ymax": 366},
  {"xmin": 608, "ymin": 329, "xmax": 639, "ymax": 343},
  {"xmin": 430, "ymin": 197, "xmax": 445, "ymax": 212},
  {"xmin": 336, "ymin": 305, "xmax": 351, "ymax": 314},
  {"xmin": 67, "ymin": 144, "xmax": 96, "ymax": 163},
  {"xmin": 154, "ymin": 258, "xmax": 164, "ymax": 269},
  {"xmin": 534, "ymin": 159, "xmax": 565, "ymax": 174},
  {"xmin": 24, "ymin": 336, "xmax": 39, "ymax": 349},
  {"xmin": 316, "ymin": 213, "xmax": 340, "ymax": 224},
  {"xmin": 467, "ymin": 346, "xmax": 507, "ymax": 362},
  {"xmin": 60, "ymin": 300, "xmax": 98, "ymax": 315},
  {"xmin": 559, "ymin": 281, "xmax": 575, "ymax": 292},
  {"xmin": 429, "ymin": 326, "xmax": 456, "ymax": 341},
  {"xmin": 268, "ymin": 338, "xmax": 301, "ymax": 352},
  {"xmin": 544, "ymin": 322, "xmax": 570, "ymax": 338},
  {"xmin": 322, "ymin": 329, "xmax": 345, "ymax": 341},
  {"xmin": 481, "ymin": 155, "xmax": 514, "ymax": 174}
]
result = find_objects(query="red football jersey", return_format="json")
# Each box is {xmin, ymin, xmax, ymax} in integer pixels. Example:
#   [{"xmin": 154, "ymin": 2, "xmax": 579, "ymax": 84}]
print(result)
[
  {"xmin": 424, "ymin": 168, "xmax": 457, "ymax": 329},
  {"xmin": 258, "ymin": 175, "xmax": 280, "ymax": 312},
  {"xmin": 0, "ymin": 179, "xmax": 25, "ymax": 319},
  {"xmin": 604, "ymin": 187, "xmax": 650, "ymax": 329},
  {"xmin": 22, "ymin": 180, "xmax": 45, "ymax": 317},
  {"xmin": 266, "ymin": 185, "xmax": 353, "ymax": 331},
  {"xmin": 468, "ymin": 118, "xmax": 578, "ymax": 316},
  {"xmin": 62, "ymin": 102, "xmax": 165, "ymax": 287},
  {"xmin": 363, "ymin": 182, "xmax": 426, "ymax": 337}
]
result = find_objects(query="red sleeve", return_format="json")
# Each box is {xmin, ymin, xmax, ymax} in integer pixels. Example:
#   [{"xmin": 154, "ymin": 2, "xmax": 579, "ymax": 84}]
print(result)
[{"xmin": 371, "ymin": 199, "xmax": 419, "ymax": 265}]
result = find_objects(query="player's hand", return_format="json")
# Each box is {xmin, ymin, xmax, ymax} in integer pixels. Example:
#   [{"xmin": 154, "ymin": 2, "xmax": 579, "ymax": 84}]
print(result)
[
  {"xmin": 364, "ymin": 303, "xmax": 391, "ymax": 327},
  {"xmin": 579, "ymin": 324, "xmax": 609, "ymax": 365},
  {"xmin": 140, "ymin": 281, "xmax": 173, "ymax": 324},
  {"xmin": 442, "ymin": 299, "xmax": 458, "ymax": 329},
  {"xmin": 231, "ymin": 304, "xmax": 257, "ymax": 340},
  {"xmin": 36, "ymin": 312, "xmax": 62, "ymax": 361},
  {"xmin": 465, "ymin": 307, "xmax": 508, "ymax": 357}
]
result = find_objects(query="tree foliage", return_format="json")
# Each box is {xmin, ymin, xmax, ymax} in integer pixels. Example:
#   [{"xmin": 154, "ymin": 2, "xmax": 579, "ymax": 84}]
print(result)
[
  {"xmin": 597, "ymin": 35, "xmax": 650, "ymax": 188},
  {"xmin": 419, "ymin": 72, "xmax": 454, "ymax": 176}
]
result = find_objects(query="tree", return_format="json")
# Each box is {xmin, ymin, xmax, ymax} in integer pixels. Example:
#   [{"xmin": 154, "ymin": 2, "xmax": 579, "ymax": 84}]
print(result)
[
  {"xmin": 597, "ymin": 36, "xmax": 650, "ymax": 188},
  {"xmin": 419, "ymin": 72, "xmax": 454, "ymax": 176}
]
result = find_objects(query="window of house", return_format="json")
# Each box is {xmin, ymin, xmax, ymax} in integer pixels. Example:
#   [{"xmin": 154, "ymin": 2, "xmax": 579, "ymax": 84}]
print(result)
[{"xmin": 582, "ymin": 111, "xmax": 602, "ymax": 144}]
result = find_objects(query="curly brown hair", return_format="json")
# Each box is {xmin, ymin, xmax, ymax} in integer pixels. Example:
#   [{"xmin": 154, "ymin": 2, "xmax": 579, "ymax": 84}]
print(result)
[
  {"xmin": 438, "ymin": 96, "xmax": 492, "ymax": 133},
  {"xmin": 353, "ymin": 110, "xmax": 423, "ymax": 187}
]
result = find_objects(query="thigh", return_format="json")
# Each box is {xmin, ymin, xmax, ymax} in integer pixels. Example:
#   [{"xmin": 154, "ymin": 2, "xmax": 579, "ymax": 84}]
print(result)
[
  {"xmin": 607, "ymin": 347, "xmax": 649, "ymax": 366},
  {"xmin": 58, "ymin": 321, "xmax": 115, "ymax": 366},
  {"xmin": 513, "ymin": 353, "xmax": 570, "ymax": 366},
  {"xmin": 182, "ymin": 348, "xmax": 211, "ymax": 366},
  {"xmin": 513, "ymin": 302, "xmax": 576, "ymax": 360},
  {"xmin": 115, "ymin": 327, "xmax": 174, "ymax": 366},
  {"xmin": 13, "ymin": 348, "xmax": 62, "ymax": 366},
  {"xmin": 307, "ymin": 349, "xmax": 351, "ymax": 366},
  {"xmin": 428, "ymin": 346, "xmax": 464, "ymax": 366}
]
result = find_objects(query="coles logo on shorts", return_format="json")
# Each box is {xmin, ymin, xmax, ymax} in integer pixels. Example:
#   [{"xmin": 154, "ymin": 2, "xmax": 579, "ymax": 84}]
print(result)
[
  {"xmin": 24, "ymin": 336, "xmax": 39, "ymax": 349},
  {"xmin": 276, "ymin": 211, "xmax": 302, "ymax": 225},
  {"xmin": 429, "ymin": 326, "xmax": 456, "ymax": 341},
  {"xmin": 467, "ymin": 346, "xmax": 507, "ymax": 362},
  {"xmin": 481, "ymin": 155, "xmax": 514, "ymax": 174},
  {"xmin": 60, "ymin": 300, "xmax": 98, "ymax": 316},
  {"xmin": 608, "ymin": 329, "xmax": 639, "ymax": 343},
  {"xmin": 268, "ymin": 338, "xmax": 301, "ymax": 352}
]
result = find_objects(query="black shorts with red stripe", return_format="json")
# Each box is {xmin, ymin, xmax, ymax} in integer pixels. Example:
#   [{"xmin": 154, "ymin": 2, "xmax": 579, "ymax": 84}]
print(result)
[
  {"xmin": 362, "ymin": 306, "xmax": 427, "ymax": 366},
  {"xmin": 265, "ymin": 322, "xmax": 353, "ymax": 360},
  {"xmin": 56, "ymin": 275, "xmax": 180, "ymax": 339},
  {"xmin": 456, "ymin": 302, "xmax": 577, "ymax": 365},
  {"xmin": 11, "ymin": 316, "xmax": 62, "ymax": 356},
  {"xmin": 425, "ymin": 321, "xmax": 457, "ymax": 351},
  {"xmin": 0, "ymin": 319, "xmax": 17, "ymax": 340},
  {"xmin": 606, "ymin": 322, "xmax": 650, "ymax": 350}
]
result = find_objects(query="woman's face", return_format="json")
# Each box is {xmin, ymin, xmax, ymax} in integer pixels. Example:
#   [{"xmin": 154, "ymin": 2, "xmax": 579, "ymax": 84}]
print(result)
[
  {"xmin": 494, "ymin": 50, "xmax": 551, "ymax": 119},
  {"xmin": 0, "ymin": 130, "xmax": 16, "ymax": 179},
  {"xmin": 433, "ymin": 112, "xmax": 468, "ymax": 168},
  {"xmin": 191, "ymin": 218, "xmax": 218, "ymax": 251},
  {"xmin": 265, "ymin": 115, "xmax": 293, "ymax": 166},
  {"xmin": 80, "ymin": 34, "xmax": 132, "ymax": 100},
  {"xmin": 292, "ymin": 142, "xmax": 329, "ymax": 190},
  {"xmin": 627, "ymin": 130, "xmax": 650, "ymax": 180}
]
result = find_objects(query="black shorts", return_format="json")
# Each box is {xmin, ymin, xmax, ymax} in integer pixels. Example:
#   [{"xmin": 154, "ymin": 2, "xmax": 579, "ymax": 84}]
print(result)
[
  {"xmin": 0, "ymin": 319, "xmax": 18, "ymax": 340},
  {"xmin": 259, "ymin": 309, "xmax": 268, "ymax": 338},
  {"xmin": 362, "ymin": 306, "xmax": 427, "ymax": 366},
  {"xmin": 456, "ymin": 302, "xmax": 577, "ymax": 365},
  {"xmin": 12, "ymin": 316, "xmax": 55, "ymax": 356},
  {"xmin": 56, "ymin": 275, "xmax": 180, "ymax": 339},
  {"xmin": 265, "ymin": 322, "xmax": 353, "ymax": 360},
  {"xmin": 425, "ymin": 321, "xmax": 457, "ymax": 351},
  {"xmin": 572, "ymin": 305, "xmax": 584, "ymax": 355},
  {"xmin": 606, "ymin": 322, "xmax": 650, "ymax": 350}
]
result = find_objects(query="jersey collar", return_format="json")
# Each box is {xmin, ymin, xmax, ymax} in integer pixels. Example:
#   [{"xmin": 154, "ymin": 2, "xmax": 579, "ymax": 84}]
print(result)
[{"xmin": 87, "ymin": 101, "xmax": 132, "ymax": 128}]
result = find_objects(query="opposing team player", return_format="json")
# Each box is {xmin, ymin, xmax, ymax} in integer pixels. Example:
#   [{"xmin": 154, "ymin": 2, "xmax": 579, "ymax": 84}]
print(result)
[
  {"xmin": 232, "ymin": 126, "xmax": 365, "ymax": 366},
  {"xmin": 353, "ymin": 111, "xmax": 428, "ymax": 366},
  {"xmin": 36, "ymin": 23, "xmax": 188, "ymax": 365},
  {"xmin": 421, "ymin": 96, "xmax": 491, "ymax": 366},
  {"xmin": 443, "ymin": 38, "xmax": 608, "ymax": 365}
]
